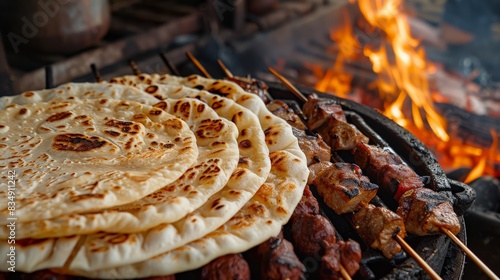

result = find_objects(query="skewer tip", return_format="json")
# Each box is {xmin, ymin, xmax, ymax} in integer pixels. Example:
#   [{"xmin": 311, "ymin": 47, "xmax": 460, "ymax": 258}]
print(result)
[
  {"xmin": 441, "ymin": 227, "xmax": 500, "ymax": 280},
  {"xmin": 185, "ymin": 52, "xmax": 212, "ymax": 78},
  {"xmin": 267, "ymin": 67, "xmax": 308, "ymax": 103},
  {"xmin": 217, "ymin": 59, "xmax": 233, "ymax": 78},
  {"xmin": 394, "ymin": 234, "xmax": 443, "ymax": 280}
]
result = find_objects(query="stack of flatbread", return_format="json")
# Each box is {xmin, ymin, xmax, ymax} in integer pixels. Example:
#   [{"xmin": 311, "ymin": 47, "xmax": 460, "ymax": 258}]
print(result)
[{"xmin": 0, "ymin": 74, "xmax": 308, "ymax": 279}]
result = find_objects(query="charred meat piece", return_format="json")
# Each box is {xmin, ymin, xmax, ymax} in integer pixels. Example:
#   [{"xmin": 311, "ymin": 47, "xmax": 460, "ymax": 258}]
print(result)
[
  {"xmin": 338, "ymin": 240, "xmax": 362, "ymax": 276},
  {"xmin": 314, "ymin": 163, "xmax": 379, "ymax": 214},
  {"xmin": 351, "ymin": 204, "xmax": 406, "ymax": 259},
  {"xmin": 293, "ymin": 128, "xmax": 331, "ymax": 166},
  {"xmin": 267, "ymin": 100, "xmax": 307, "ymax": 130},
  {"xmin": 320, "ymin": 241, "xmax": 341, "ymax": 280},
  {"xmin": 353, "ymin": 142, "xmax": 423, "ymax": 200},
  {"xmin": 353, "ymin": 142, "xmax": 403, "ymax": 175},
  {"xmin": 291, "ymin": 186, "xmax": 320, "ymax": 220},
  {"xmin": 378, "ymin": 164, "xmax": 425, "ymax": 200},
  {"xmin": 227, "ymin": 76, "xmax": 272, "ymax": 104},
  {"xmin": 291, "ymin": 213, "xmax": 336, "ymax": 257},
  {"xmin": 308, "ymin": 161, "xmax": 333, "ymax": 185},
  {"xmin": 201, "ymin": 254, "xmax": 250, "ymax": 280},
  {"xmin": 303, "ymin": 94, "xmax": 346, "ymax": 130},
  {"xmin": 317, "ymin": 116, "xmax": 370, "ymax": 151},
  {"xmin": 397, "ymin": 188, "xmax": 461, "ymax": 236},
  {"xmin": 320, "ymin": 240, "xmax": 362, "ymax": 280},
  {"xmin": 303, "ymin": 94, "xmax": 368, "ymax": 150},
  {"xmin": 257, "ymin": 234, "xmax": 305, "ymax": 280}
]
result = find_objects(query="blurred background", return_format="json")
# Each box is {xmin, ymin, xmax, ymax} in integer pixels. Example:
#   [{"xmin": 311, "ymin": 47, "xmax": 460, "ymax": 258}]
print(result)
[{"xmin": 0, "ymin": 0, "xmax": 498, "ymax": 279}]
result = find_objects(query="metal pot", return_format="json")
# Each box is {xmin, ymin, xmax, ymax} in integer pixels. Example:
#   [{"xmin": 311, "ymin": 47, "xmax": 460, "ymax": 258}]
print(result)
[{"xmin": 1, "ymin": 0, "xmax": 110, "ymax": 54}]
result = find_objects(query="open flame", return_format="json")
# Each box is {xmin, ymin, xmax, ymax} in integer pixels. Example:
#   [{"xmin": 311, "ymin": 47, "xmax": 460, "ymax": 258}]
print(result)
[{"xmin": 311, "ymin": 0, "xmax": 499, "ymax": 182}]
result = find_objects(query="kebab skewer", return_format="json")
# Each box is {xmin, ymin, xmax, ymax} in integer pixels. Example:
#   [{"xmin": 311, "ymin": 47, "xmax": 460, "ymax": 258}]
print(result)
[{"xmin": 265, "ymin": 66, "xmax": 499, "ymax": 280}]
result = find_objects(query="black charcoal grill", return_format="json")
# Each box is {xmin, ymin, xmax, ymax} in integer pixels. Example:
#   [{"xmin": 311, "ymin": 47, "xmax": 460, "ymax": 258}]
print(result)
[{"xmin": 265, "ymin": 81, "xmax": 475, "ymax": 280}]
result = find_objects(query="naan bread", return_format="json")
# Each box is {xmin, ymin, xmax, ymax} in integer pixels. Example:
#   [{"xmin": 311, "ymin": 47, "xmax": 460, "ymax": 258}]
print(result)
[
  {"xmin": 71, "ymin": 75, "xmax": 307, "ymax": 278},
  {"xmin": 0, "ymin": 98, "xmax": 198, "ymax": 223},
  {"xmin": 0, "ymin": 84, "xmax": 239, "ymax": 238},
  {"xmin": 2, "ymin": 86, "xmax": 271, "ymax": 272},
  {"xmin": 111, "ymin": 74, "xmax": 305, "ymax": 160},
  {"xmin": 70, "ymin": 150, "xmax": 308, "ymax": 279}
]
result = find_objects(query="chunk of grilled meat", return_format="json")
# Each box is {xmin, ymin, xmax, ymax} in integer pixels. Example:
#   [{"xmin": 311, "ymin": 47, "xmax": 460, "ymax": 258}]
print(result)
[
  {"xmin": 308, "ymin": 161, "xmax": 333, "ymax": 185},
  {"xmin": 227, "ymin": 76, "xmax": 272, "ymax": 104},
  {"xmin": 291, "ymin": 186, "xmax": 320, "ymax": 221},
  {"xmin": 320, "ymin": 240, "xmax": 362, "ymax": 280},
  {"xmin": 317, "ymin": 117, "xmax": 370, "ymax": 151},
  {"xmin": 397, "ymin": 188, "xmax": 461, "ymax": 235},
  {"xmin": 351, "ymin": 204, "xmax": 406, "ymax": 259},
  {"xmin": 338, "ymin": 240, "xmax": 362, "ymax": 276},
  {"xmin": 257, "ymin": 234, "xmax": 305, "ymax": 280},
  {"xmin": 314, "ymin": 163, "xmax": 379, "ymax": 214},
  {"xmin": 353, "ymin": 142, "xmax": 423, "ymax": 200},
  {"xmin": 291, "ymin": 213, "xmax": 337, "ymax": 257},
  {"xmin": 303, "ymin": 94, "xmax": 346, "ymax": 130},
  {"xmin": 302, "ymin": 94, "xmax": 369, "ymax": 150},
  {"xmin": 201, "ymin": 254, "xmax": 250, "ymax": 280},
  {"xmin": 267, "ymin": 100, "xmax": 307, "ymax": 130},
  {"xmin": 293, "ymin": 128, "xmax": 331, "ymax": 166}
]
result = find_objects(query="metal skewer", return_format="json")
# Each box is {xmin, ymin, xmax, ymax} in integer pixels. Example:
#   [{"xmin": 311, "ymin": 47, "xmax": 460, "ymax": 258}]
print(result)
[
  {"xmin": 159, "ymin": 52, "xmax": 180, "ymax": 76},
  {"xmin": 185, "ymin": 51, "xmax": 212, "ymax": 78},
  {"xmin": 90, "ymin": 64, "xmax": 104, "ymax": 82},
  {"xmin": 217, "ymin": 59, "xmax": 234, "ymax": 78},
  {"xmin": 267, "ymin": 67, "xmax": 308, "ymax": 103},
  {"xmin": 128, "ymin": 60, "xmax": 142, "ymax": 75},
  {"xmin": 441, "ymin": 228, "xmax": 500, "ymax": 280}
]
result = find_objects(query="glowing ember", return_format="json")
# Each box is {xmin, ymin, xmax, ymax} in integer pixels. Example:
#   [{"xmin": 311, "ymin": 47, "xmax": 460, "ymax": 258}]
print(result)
[{"xmin": 311, "ymin": 0, "xmax": 499, "ymax": 181}]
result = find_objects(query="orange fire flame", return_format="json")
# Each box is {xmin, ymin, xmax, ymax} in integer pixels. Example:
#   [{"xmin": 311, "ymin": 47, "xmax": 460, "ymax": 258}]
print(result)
[{"xmin": 312, "ymin": 0, "xmax": 499, "ymax": 182}]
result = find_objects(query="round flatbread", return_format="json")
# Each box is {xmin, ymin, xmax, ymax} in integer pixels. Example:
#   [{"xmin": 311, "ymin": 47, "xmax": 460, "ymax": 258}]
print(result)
[
  {"xmin": 71, "ymin": 75, "xmax": 308, "ymax": 278},
  {"xmin": 0, "ymin": 83, "xmax": 240, "ymax": 238},
  {"xmin": 1, "ymin": 85, "xmax": 271, "ymax": 272},
  {"xmin": 0, "ymin": 97, "xmax": 198, "ymax": 222},
  {"xmin": 70, "ymin": 149, "xmax": 308, "ymax": 279}
]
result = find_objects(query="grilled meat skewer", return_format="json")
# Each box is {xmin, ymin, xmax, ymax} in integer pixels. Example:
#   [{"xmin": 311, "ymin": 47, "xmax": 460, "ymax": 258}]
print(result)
[
  {"xmin": 264, "ymin": 97, "xmax": 403, "ymax": 260},
  {"xmin": 290, "ymin": 186, "xmax": 362, "ymax": 279},
  {"xmin": 351, "ymin": 204, "xmax": 406, "ymax": 259},
  {"xmin": 302, "ymin": 94, "xmax": 369, "ymax": 150},
  {"xmin": 398, "ymin": 188, "xmax": 460, "ymax": 236},
  {"xmin": 353, "ymin": 142, "xmax": 461, "ymax": 235},
  {"xmin": 353, "ymin": 142, "xmax": 423, "ymax": 200},
  {"xmin": 266, "ymin": 100, "xmax": 331, "ymax": 166},
  {"xmin": 314, "ymin": 163, "xmax": 379, "ymax": 214},
  {"xmin": 295, "ymin": 94, "xmax": 460, "ymax": 237}
]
